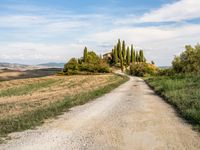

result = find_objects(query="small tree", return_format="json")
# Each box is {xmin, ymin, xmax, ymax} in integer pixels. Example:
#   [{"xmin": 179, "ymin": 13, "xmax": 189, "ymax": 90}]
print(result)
[
  {"xmin": 63, "ymin": 58, "xmax": 79, "ymax": 72},
  {"xmin": 151, "ymin": 61, "xmax": 155, "ymax": 65},
  {"xmin": 83, "ymin": 47, "xmax": 88, "ymax": 62}
]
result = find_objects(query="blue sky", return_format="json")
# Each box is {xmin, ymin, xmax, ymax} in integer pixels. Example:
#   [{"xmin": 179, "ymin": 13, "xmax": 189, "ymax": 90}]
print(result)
[{"xmin": 0, "ymin": 0, "xmax": 200, "ymax": 66}]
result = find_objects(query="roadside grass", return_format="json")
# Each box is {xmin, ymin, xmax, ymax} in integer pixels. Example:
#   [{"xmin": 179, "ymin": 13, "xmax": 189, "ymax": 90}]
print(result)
[
  {"xmin": 0, "ymin": 79, "xmax": 58, "ymax": 97},
  {"xmin": 0, "ymin": 74, "xmax": 129, "ymax": 142},
  {"xmin": 145, "ymin": 74, "xmax": 200, "ymax": 131}
]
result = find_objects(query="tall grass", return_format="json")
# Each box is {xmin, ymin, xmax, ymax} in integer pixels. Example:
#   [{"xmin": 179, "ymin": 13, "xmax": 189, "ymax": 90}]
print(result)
[{"xmin": 145, "ymin": 74, "xmax": 200, "ymax": 130}]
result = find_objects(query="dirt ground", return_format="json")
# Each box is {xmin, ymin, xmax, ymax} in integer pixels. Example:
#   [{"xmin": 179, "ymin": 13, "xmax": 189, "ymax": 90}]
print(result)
[{"xmin": 1, "ymin": 76, "xmax": 200, "ymax": 150}]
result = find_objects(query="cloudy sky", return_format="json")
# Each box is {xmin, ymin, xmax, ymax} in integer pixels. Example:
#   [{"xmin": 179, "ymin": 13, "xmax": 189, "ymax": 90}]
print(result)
[{"xmin": 0, "ymin": 0, "xmax": 200, "ymax": 66}]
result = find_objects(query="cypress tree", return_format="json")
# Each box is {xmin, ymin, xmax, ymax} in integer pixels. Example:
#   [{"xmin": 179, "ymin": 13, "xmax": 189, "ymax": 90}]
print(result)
[
  {"xmin": 83, "ymin": 47, "xmax": 88, "ymax": 62},
  {"xmin": 126, "ymin": 46, "xmax": 131, "ymax": 66},
  {"xmin": 117, "ymin": 39, "xmax": 122, "ymax": 59},
  {"xmin": 114, "ymin": 46, "xmax": 118, "ymax": 64},
  {"xmin": 136, "ymin": 51, "xmax": 139, "ymax": 62},
  {"xmin": 122, "ymin": 40, "xmax": 126, "ymax": 61},
  {"xmin": 139, "ymin": 50, "xmax": 144, "ymax": 62},
  {"xmin": 131, "ymin": 44, "xmax": 135, "ymax": 63},
  {"xmin": 120, "ymin": 52, "xmax": 124, "ymax": 72}
]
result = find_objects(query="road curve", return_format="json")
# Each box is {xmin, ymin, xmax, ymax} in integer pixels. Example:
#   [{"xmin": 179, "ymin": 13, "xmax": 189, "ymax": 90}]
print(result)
[{"xmin": 1, "ymin": 76, "xmax": 200, "ymax": 150}]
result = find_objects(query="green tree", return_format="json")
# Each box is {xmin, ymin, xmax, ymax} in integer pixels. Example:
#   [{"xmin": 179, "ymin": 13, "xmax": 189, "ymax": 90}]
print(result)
[
  {"xmin": 151, "ymin": 61, "xmax": 155, "ymax": 65},
  {"xmin": 120, "ymin": 52, "xmax": 124, "ymax": 72},
  {"xmin": 139, "ymin": 50, "xmax": 144, "ymax": 62},
  {"xmin": 135, "ymin": 51, "xmax": 139, "ymax": 62},
  {"xmin": 113, "ymin": 46, "xmax": 118, "ymax": 64},
  {"xmin": 131, "ymin": 44, "xmax": 135, "ymax": 63},
  {"xmin": 83, "ymin": 47, "xmax": 88, "ymax": 62},
  {"xmin": 172, "ymin": 44, "xmax": 200, "ymax": 73},
  {"xmin": 172, "ymin": 56, "xmax": 183, "ymax": 73},
  {"xmin": 122, "ymin": 40, "xmax": 126, "ymax": 61},
  {"xmin": 86, "ymin": 51, "xmax": 100, "ymax": 64},
  {"xmin": 126, "ymin": 46, "xmax": 131, "ymax": 66},
  {"xmin": 117, "ymin": 39, "xmax": 122, "ymax": 59},
  {"xmin": 63, "ymin": 58, "xmax": 79, "ymax": 72}
]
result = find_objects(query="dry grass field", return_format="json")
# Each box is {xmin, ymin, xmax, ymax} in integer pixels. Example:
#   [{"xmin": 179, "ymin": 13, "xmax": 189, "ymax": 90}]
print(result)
[
  {"xmin": 0, "ymin": 68, "xmax": 62, "ymax": 81},
  {"xmin": 0, "ymin": 73, "xmax": 128, "ymax": 139},
  {"xmin": 0, "ymin": 74, "xmax": 120, "ymax": 119}
]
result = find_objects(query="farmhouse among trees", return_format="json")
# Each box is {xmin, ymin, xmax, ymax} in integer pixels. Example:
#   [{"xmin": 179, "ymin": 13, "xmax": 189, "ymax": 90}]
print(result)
[{"xmin": 63, "ymin": 39, "xmax": 157, "ymax": 76}]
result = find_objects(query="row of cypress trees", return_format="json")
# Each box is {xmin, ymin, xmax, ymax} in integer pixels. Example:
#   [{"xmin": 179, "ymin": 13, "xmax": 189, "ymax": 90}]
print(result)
[{"xmin": 111, "ymin": 39, "xmax": 146, "ymax": 71}]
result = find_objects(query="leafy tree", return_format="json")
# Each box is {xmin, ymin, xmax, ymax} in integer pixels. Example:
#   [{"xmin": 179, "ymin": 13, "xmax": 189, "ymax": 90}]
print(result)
[
  {"xmin": 83, "ymin": 47, "xmax": 88, "ymax": 62},
  {"xmin": 131, "ymin": 44, "xmax": 135, "ymax": 63},
  {"xmin": 63, "ymin": 58, "xmax": 79, "ymax": 72},
  {"xmin": 86, "ymin": 51, "xmax": 100, "ymax": 64},
  {"xmin": 172, "ymin": 44, "xmax": 200, "ymax": 73},
  {"xmin": 172, "ymin": 56, "xmax": 183, "ymax": 73},
  {"xmin": 126, "ymin": 46, "xmax": 131, "ymax": 66}
]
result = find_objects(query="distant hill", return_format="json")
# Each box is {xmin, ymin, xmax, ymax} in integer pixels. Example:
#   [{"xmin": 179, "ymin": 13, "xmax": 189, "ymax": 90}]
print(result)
[
  {"xmin": 158, "ymin": 66, "xmax": 171, "ymax": 69},
  {"xmin": 38, "ymin": 63, "xmax": 65, "ymax": 68},
  {"xmin": 0, "ymin": 62, "xmax": 42, "ymax": 71}
]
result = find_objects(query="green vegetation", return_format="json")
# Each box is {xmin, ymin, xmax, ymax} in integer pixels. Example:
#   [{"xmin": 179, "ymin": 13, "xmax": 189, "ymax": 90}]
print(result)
[
  {"xmin": 0, "ymin": 75, "xmax": 129, "ymax": 140},
  {"xmin": 0, "ymin": 79, "xmax": 58, "ymax": 97},
  {"xmin": 62, "ymin": 39, "xmax": 157, "ymax": 76},
  {"xmin": 145, "ymin": 74, "xmax": 200, "ymax": 130},
  {"xmin": 145, "ymin": 43, "xmax": 200, "ymax": 131},
  {"xmin": 172, "ymin": 44, "xmax": 200, "ymax": 73},
  {"xmin": 63, "ymin": 48, "xmax": 110, "ymax": 75},
  {"xmin": 101, "ymin": 39, "xmax": 157, "ymax": 76},
  {"xmin": 130, "ymin": 62, "xmax": 158, "ymax": 77},
  {"xmin": 126, "ymin": 46, "xmax": 131, "ymax": 66}
]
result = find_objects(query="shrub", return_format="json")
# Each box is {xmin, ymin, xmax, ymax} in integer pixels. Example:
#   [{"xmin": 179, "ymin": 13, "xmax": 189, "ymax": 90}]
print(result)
[
  {"xmin": 63, "ymin": 51, "xmax": 111, "ymax": 75},
  {"xmin": 158, "ymin": 68, "xmax": 175, "ymax": 76},
  {"xmin": 63, "ymin": 58, "xmax": 79, "ymax": 73},
  {"xmin": 130, "ymin": 62, "xmax": 158, "ymax": 77}
]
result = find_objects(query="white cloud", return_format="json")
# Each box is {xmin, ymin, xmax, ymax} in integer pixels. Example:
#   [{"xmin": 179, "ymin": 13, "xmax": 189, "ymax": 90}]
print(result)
[
  {"xmin": 84, "ymin": 24, "xmax": 200, "ymax": 65},
  {"xmin": 0, "ymin": 42, "xmax": 85, "ymax": 64},
  {"xmin": 140, "ymin": 0, "xmax": 200, "ymax": 22},
  {"xmin": 1, "ymin": 1, "xmax": 200, "ymax": 66}
]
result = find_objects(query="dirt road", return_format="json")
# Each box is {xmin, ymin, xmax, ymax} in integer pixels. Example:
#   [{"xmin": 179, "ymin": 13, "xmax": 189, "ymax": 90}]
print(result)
[{"xmin": 1, "ymin": 76, "xmax": 200, "ymax": 150}]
